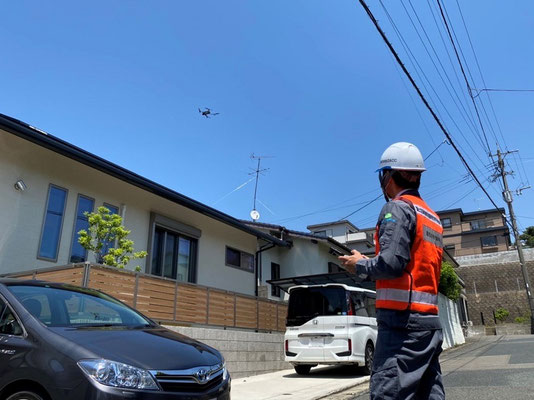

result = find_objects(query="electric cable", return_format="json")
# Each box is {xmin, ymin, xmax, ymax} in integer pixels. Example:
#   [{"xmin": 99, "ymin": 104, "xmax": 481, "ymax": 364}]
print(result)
[{"xmin": 356, "ymin": 0, "xmax": 507, "ymax": 227}]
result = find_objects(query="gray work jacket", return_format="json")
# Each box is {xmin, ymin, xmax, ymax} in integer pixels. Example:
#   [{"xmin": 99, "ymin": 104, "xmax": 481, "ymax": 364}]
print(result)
[{"xmin": 356, "ymin": 190, "xmax": 442, "ymax": 330}]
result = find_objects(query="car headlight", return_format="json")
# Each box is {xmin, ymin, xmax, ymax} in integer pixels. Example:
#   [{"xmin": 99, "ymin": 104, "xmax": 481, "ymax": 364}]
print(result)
[
  {"xmin": 222, "ymin": 362, "xmax": 229, "ymax": 381},
  {"xmin": 78, "ymin": 359, "xmax": 159, "ymax": 391}
]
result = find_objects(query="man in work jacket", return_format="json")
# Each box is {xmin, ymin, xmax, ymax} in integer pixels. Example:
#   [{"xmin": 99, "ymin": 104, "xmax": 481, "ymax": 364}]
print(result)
[{"xmin": 339, "ymin": 142, "xmax": 445, "ymax": 400}]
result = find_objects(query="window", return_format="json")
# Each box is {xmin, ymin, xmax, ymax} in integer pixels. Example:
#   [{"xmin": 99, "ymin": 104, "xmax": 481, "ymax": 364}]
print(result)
[
  {"xmin": 350, "ymin": 292, "xmax": 376, "ymax": 318},
  {"xmin": 271, "ymin": 263, "xmax": 280, "ymax": 297},
  {"xmin": 481, "ymin": 235, "xmax": 498, "ymax": 247},
  {"xmin": 69, "ymin": 195, "xmax": 95, "ymax": 263},
  {"xmin": 328, "ymin": 262, "xmax": 342, "ymax": 273},
  {"xmin": 441, "ymin": 218, "xmax": 452, "ymax": 229},
  {"xmin": 287, "ymin": 286, "xmax": 347, "ymax": 326},
  {"xmin": 314, "ymin": 230, "xmax": 327, "ymax": 237},
  {"xmin": 8, "ymin": 285, "xmax": 150, "ymax": 328},
  {"xmin": 470, "ymin": 220, "xmax": 488, "ymax": 230},
  {"xmin": 225, "ymin": 247, "xmax": 255, "ymax": 273},
  {"xmin": 38, "ymin": 185, "xmax": 68, "ymax": 261},
  {"xmin": 0, "ymin": 298, "xmax": 23, "ymax": 336},
  {"xmin": 151, "ymin": 227, "xmax": 197, "ymax": 282}
]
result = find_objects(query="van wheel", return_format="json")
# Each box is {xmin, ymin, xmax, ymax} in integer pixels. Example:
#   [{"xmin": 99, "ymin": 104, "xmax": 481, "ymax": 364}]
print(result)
[
  {"xmin": 363, "ymin": 342, "xmax": 374, "ymax": 375},
  {"xmin": 294, "ymin": 365, "xmax": 312, "ymax": 375},
  {"xmin": 6, "ymin": 391, "xmax": 45, "ymax": 400}
]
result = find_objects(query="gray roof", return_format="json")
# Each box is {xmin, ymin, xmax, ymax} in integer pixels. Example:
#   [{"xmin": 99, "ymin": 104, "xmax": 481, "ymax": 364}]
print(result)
[{"xmin": 307, "ymin": 219, "xmax": 359, "ymax": 231}]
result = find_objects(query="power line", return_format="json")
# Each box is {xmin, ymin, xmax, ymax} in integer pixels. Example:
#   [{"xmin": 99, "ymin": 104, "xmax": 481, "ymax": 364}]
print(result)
[
  {"xmin": 357, "ymin": 0, "xmax": 504, "ymax": 218},
  {"xmin": 402, "ymin": 0, "xmax": 483, "ymax": 144},
  {"xmin": 434, "ymin": 0, "xmax": 492, "ymax": 156},
  {"xmin": 378, "ymin": 0, "xmax": 492, "ymax": 182},
  {"xmin": 471, "ymin": 88, "xmax": 534, "ymax": 97}
]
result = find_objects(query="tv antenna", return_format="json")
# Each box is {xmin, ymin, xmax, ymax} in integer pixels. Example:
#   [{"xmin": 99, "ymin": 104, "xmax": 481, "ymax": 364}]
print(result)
[{"xmin": 249, "ymin": 153, "xmax": 273, "ymax": 221}]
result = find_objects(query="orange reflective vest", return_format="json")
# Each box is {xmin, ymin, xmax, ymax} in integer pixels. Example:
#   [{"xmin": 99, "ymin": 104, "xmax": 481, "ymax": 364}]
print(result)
[{"xmin": 374, "ymin": 194, "xmax": 443, "ymax": 314}]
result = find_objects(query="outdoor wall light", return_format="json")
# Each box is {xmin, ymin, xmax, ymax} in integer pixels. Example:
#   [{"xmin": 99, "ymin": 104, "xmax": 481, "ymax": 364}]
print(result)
[{"xmin": 14, "ymin": 179, "xmax": 27, "ymax": 191}]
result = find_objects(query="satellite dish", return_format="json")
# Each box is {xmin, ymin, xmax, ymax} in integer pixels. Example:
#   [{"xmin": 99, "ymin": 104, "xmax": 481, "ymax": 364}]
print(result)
[{"xmin": 250, "ymin": 209, "xmax": 260, "ymax": 221}]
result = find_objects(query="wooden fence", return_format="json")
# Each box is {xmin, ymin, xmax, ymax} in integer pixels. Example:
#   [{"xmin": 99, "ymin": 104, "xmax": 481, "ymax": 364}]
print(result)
[{"xmin": 10, "ymin": 263, "xmax": 288, "ymax": 332}]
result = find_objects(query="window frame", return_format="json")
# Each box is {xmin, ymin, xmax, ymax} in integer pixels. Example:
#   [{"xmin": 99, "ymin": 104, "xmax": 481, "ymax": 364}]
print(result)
[
  {"xmin": 0, "ymin": 294, "xmax": 26, "ymax": 337},
  {"xmin": 69, "ymin": 194, "xmax": 95, "ymax": 264},
  {"xmin": 37, "ymin": 183, "xmax": 69, "ymax": 262},
  {"xmin": 150, "ymin": 226, "xmax": 198, "ymax": 283},
  {"xmin": 225, "ymin": 246, "xmax": 255, "ymax": 273},
  {"xmin": 470, "ymin": 219, "xmax": 488, "ymax": 231},
  {"xmin": 271, "ymin": 262, "xmax": 281, "ymax": 297},
  {"xmin": 441, "ymin": 218, "xmax": 452, "ymax": 229},
  {"xmin": 481, "ymin": 235, "xmax": 498, "ymax": 248}
]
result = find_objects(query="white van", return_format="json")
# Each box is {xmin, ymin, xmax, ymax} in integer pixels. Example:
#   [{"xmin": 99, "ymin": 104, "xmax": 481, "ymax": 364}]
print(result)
[{"xmin": 284, "ymin": 282, "xmax": 377, "ymax": 375}]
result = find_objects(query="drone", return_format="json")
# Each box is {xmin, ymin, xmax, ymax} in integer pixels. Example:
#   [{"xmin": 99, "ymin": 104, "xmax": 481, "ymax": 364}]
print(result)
[{"xmin": 198, "ymin": 107, "xmax": 220, "ymax": 118}]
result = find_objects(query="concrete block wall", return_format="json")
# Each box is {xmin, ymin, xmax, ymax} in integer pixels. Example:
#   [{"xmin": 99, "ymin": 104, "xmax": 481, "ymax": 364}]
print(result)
[
  {"xmin": 457, "ymin": 261, "xmax": 534, "ymax": 325},
  {"xmin": 164, "ymin": 326, "xmax": 290, "ymax": 379}
]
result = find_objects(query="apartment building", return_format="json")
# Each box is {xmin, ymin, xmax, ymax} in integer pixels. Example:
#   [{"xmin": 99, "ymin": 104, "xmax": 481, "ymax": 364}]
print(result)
[{"xmin": 436, "ymin": 207, "xmax": 510, "ymax": 257}]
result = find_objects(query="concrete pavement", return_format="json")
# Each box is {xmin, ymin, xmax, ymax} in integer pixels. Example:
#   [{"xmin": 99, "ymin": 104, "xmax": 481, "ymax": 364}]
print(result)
[
  {"xmin": 349, "ymin": 335, "xmax": 534, "ymax": 400},
  {"xmin": 231, "ymin": 365, "xmax": 370, "ymax": 400}
]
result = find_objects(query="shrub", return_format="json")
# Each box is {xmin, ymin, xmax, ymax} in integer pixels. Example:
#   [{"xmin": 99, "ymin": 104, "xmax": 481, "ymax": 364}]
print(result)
[
  {"xmin": 439, "ymin": 261, "xmax": 461, "ymax": 301},
  {"xmin": 494, "ymin": 307, "xmax": 510, "ymax": 323}
]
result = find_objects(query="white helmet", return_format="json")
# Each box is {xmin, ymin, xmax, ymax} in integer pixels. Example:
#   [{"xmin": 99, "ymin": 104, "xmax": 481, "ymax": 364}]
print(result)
[{"xmin": 377, "ymin": 142, "xmax": 426, "ymax": 172}]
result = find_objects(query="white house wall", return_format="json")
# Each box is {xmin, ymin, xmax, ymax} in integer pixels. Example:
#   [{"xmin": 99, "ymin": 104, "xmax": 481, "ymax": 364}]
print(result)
[
  {"xmin": 260, "ymin": 238, "xmax": 343, "ymax": 301},
  {"xmin": 0, "ymin": 131, "xmax": 258, "ymax": 295}
]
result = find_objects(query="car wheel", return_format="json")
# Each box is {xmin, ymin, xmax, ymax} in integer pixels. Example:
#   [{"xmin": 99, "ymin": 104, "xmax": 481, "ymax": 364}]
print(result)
[
  {"xmin": 6, "ymin": 391, "xmax": 45, "ymax": 400},
  {"xmin": 363, "ymin": 341, "xmax": 374, "ymax": 375},
  {"xmin": 294, "ymin": 364, "xmax": 313, "ymax": 375}
]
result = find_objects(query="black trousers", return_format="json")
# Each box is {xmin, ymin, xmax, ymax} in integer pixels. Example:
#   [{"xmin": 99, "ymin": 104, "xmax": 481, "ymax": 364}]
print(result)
[{"xmin": 370, "ymin": 327, "xmax": 445, "ymax": 400}]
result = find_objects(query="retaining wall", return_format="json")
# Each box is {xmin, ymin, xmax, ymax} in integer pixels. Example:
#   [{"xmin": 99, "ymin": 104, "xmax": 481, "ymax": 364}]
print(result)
[{"xmin": 164, "ymin": 325, "xmax": 289, "ymax": 379}]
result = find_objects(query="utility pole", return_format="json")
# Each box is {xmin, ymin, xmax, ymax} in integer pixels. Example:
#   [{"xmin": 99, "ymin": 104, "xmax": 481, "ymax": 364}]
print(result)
[{"xmin": 494, "ymin": 149, "xmax": 534, "ymax": 333}]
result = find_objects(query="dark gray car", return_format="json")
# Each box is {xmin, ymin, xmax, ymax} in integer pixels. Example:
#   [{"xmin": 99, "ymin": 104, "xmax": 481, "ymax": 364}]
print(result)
[{"xmin": 0, "ymin": 279, "xmax": 230, "ymax": 400}]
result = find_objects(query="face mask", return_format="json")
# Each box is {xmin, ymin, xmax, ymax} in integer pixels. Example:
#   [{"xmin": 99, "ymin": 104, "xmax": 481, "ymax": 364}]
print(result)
[{"xmin": 378, "ymin": 170, "xmax": 392, "ymax": 202}]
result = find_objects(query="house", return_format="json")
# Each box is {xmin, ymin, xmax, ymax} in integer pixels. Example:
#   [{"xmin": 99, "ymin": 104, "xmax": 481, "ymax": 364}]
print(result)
[
  {"xmin": 241, "ymin": 221, "xmax": 352, "ymax": 301},
  {"xmin": 436, "ymin": 208, "xmax": 510, "ymax": 257},
  {"xmin": 307, "ymin": 220, "xmax": 375, "ymax": 255},
  {"xmin": 0, "ymin": 113, "xmax": 289, "ymax": 297}
]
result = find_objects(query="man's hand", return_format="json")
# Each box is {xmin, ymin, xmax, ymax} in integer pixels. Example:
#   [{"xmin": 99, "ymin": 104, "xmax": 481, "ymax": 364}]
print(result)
[{"xmin": 338, "ymin": 250, "xmax": 368, "ymax": 273}]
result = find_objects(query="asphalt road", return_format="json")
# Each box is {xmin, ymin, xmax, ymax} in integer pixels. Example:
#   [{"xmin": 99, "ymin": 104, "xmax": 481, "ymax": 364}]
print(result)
[{"xmin": 345, "ymin": 335, "xmax": 534, "ymax": 400}]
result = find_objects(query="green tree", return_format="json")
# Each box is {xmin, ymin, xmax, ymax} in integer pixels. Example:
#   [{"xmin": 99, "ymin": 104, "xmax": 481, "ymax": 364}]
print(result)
[
  {"xmin": 78, "ymin": 206, "xmax": 147, "ymax": 270},
  {"xmin": 519, "ymin": 226, "xmax": 534, "ymax": 248},
  {"xmin": 439, "ymin": 261, "xmax": 462, "ymax": 301}
]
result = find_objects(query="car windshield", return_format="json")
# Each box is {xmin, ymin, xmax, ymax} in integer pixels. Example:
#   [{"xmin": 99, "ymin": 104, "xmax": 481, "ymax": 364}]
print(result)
[
  {"xmin": 287, "ymin": 286, "xmax": 347, "ymax": 327},
  {"xmin": 7, "ymin": 285, "xmax": 152, "ymax": 328}
]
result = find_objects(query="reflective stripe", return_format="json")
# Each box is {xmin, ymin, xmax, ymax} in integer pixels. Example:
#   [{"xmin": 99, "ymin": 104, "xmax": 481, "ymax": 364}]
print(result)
[
  {"xmin": 423, "ymin": 225, "xmax": 443, "ymax": 248},
  {"xmin": 414, "ymin": 204, "xmax": 442, "ymax": 226},
  {"xmin": 376, "ymin": 288, "xmax": 438, "ymax": 306}
]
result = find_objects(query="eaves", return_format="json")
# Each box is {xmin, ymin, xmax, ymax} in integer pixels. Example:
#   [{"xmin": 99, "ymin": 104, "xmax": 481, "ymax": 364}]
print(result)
[{"xmin": 0, "ymin": 113, "xmax": 289, "ymax": 247}]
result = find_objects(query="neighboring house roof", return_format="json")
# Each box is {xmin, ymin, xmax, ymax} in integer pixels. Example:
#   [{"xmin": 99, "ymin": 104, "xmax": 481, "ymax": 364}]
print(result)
[
  {"xmin": 242, "ymin": 221, "xmax": 352, "ymax": 255},
  {"xmin": 0, "ymin": 113, "xmax": 289, "ymax": 247},
  {"xmin": 306, "ymin": 219, "xmax": 359, "ymax": 232},
  {"xmin": 436, "ymin": 207, "xmax": 506, "ymax": 217}
]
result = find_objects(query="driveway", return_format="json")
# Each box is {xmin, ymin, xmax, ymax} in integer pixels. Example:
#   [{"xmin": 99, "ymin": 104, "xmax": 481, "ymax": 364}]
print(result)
[{"xmin": 231, "ymin": 365, "xmax": 370, "ymax": 400}]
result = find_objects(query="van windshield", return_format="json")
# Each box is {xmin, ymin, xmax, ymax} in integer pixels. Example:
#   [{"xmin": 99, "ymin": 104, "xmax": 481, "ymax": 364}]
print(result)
[{"xmin": 287, "ymin": 286, "xmax": 347, "ymax": 327}]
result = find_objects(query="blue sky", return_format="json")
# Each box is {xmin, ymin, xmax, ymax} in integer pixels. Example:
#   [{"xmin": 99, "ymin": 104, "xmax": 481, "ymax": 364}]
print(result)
[{"xmin": 1, "ymin": 0, "xmax": 533, "ymax": 234}]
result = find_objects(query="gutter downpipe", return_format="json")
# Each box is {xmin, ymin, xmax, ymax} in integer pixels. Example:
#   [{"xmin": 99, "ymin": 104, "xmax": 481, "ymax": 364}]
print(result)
[{"xmin": 255, "ymin": 243, "xmax": 276, "ymax": 297}]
